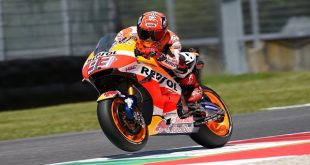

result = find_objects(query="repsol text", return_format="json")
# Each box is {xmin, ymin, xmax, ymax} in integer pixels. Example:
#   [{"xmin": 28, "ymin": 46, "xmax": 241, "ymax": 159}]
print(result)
[{"xmin": 140, "ymin": 66, "xmax": 178, "ymax": 92}]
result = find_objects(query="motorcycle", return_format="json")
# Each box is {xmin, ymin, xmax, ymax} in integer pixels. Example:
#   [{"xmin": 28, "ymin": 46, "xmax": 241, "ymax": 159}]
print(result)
[{"xmin": 82, "ymin": 34, "xmax": 233, "ymax": 152}]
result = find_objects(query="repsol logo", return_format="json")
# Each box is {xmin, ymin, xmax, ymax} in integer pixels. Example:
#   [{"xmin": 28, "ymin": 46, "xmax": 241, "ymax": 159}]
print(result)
[
  {"xmin": 87, "ymin": 51, "xmax": 116, "ymax": 63},
  {"xmin": 140, "ymin": 66, "xmax": 178, "ymax": 92}
]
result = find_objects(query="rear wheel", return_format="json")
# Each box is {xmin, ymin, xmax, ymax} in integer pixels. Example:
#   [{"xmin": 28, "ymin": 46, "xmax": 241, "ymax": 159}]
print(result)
[
  {"xmin": 190, "ymin": 86, "xmax": 233, "ymax": 148},
  {"xmin": 97, "ymin": 97, "xmax": 148, "ymax": 152}
]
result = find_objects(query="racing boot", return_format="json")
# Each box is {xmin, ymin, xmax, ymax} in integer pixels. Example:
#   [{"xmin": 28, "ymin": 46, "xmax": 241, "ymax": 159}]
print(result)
[
  {"xmin": 178, "ymin": 73, "xmax": 203, "ymax": 106},
  {"xmin": 179, "ymin": 73, "xmax": 224, "ymax": 121}
]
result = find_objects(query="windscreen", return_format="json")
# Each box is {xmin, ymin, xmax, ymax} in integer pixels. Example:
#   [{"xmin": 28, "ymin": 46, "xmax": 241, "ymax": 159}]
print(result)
[{"xmin": 93, "ymin": 33, "xmax": 117, "ymax": 55}]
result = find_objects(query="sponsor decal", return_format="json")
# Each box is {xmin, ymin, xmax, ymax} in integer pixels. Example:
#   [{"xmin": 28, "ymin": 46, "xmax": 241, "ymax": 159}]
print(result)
[
  {"xmin": 97, "ymin": 51, "xmax": 116, "ymax": 56},
  {"xmin": 88, "ymin": 56, "xmax": 115, "ymax": 75},
  {"xmin": 125, "ymin": 64, "xmax": 138, "ymax": 72},
  {"xmin": 87, "ymin": 51, "xmax": 116, "ymax": 63},
  {"xmin": 154, "ymin": 114, "xmax": 194, "ymax": 134},
  {"xmin": 117, "ymin": 37, "xmax": 133, "ymax": 45},
  {"xmin": 148, "ymin": 14, "xmax": 157, "ymax": 20},
  {"xmin": 155, "ymin": 122, "xmax": 194, "ymax": 134},
  {"xmin": 97, "ymin": 91, "xmax": 120, "ymax": 101},
  {"xmin": 146, "ymin": 23, "xmax": 156, "ymax": 27},
  {"xmin": 172, "ymin": 116, "xmax": 194, "ymax": 124},
  {"xmin": 163, "ymin": 58, "xmax": 178, "ymax": 68},
  {"xmin": 140, "ymin": 66, "xmax": 180, "ymax": 93},
  {"xmin": 145, "ymin": 14, "xmax": 159, "ymax": 27}
]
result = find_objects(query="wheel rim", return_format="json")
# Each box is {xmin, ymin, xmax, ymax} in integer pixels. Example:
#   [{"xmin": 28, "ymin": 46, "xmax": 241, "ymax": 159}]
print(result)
[
  {"xmin": 111, "ymin": 98, "xmax": 147, "ymax": 143},
  {"xmin": 205, "ymin": 91, "xmax": 231, "ymax": 137}
]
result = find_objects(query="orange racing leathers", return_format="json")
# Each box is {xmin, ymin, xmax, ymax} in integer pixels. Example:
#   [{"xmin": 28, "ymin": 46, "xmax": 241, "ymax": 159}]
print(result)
[
  {"xmin": 114, "ymin": 26, "xmax": 181, "ymax": 71},
  {"xmin": 114, "ymin": 26, "xmax": 203, "ymax": 104}
]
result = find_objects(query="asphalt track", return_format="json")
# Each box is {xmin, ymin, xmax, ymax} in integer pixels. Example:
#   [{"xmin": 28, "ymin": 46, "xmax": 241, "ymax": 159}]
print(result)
[{"xmin": 0, "ymin": 106, "xmax": 309, "ymax": 165}]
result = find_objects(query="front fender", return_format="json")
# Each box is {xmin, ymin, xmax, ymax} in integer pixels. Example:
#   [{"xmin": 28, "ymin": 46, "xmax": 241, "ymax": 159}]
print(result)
[{"xmin": 97, "ymin": 91, "xmax": 121, "ymax": 102}]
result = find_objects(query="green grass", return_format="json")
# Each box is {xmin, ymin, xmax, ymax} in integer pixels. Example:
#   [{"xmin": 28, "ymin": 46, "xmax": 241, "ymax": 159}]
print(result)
[
  {"xmin": 204, "ymin": 71, "xmax": 310, "ymax": 114},
  {"xmin": 0, "ymin": 102, "xmax": 99, "ymax": 141},
  {"xmin": 1, "ymin": 71, "xmax": 310, "ymax": 141}
]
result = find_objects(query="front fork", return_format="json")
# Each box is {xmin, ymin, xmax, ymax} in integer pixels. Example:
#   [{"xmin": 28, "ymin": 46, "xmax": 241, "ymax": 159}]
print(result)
[
  {"xmin": 125, "ymin": 83, "xmax": 146, "ymax": 127},
  {"xmin": 96, "ymin": 82, "xmax": 145, "ymax": 126},
  {"xmin": 124, "ymin": 84, "xmax": 136, "ymax": 120}
]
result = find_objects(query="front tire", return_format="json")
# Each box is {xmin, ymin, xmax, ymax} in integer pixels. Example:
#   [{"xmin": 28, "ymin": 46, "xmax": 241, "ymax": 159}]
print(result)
[
  {"xmin": 190, "ymin": 86, "xmax": 233, "ymax": 148},
  {"xmin": 97, "ymin": 97, "xmax": 148, "ymax": 152}
]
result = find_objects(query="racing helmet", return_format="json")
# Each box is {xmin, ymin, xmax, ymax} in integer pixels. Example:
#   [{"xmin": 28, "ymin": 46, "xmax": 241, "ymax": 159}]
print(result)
[{"xmin": 137, "ymin": 11, "xmax": 168, "ymax": 42}]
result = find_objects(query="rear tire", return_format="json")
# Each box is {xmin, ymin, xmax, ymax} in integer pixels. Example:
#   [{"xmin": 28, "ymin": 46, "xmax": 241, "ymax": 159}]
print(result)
[
  {"xmin": 190, "ymin": 86, "xmax": 233, "ymax": 148},
  {"xmin": 97, "ymin": 98, "xmax": 148, "ymax": 152}
]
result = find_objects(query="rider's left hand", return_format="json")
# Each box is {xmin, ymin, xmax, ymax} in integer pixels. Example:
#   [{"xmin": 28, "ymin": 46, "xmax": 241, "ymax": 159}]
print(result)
[
  {"xmin": 143, "ymin": 48, "xmax": 165, "ymax": 61},
  {"xmin": 150, "ymin": 51, "xmax": 166, "ymax": 61}
]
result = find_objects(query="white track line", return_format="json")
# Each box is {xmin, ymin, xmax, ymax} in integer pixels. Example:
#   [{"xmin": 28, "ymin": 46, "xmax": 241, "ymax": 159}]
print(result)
[
  {"xmin": 185, "ymin": 156, "xmax": 298, "ymax": 165},
  {"xmin": 229, "ymin": 131, "xmax": 310, "ymax": 143},
  {"xmin": 263, "ymin": 103, "xmax": 310, "ymax": 111}
]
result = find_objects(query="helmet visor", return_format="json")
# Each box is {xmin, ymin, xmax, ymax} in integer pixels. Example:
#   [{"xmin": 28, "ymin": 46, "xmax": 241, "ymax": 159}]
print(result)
[{"xmin": 138, "ymin": 28, "xmax": 167, "ymax": 41}]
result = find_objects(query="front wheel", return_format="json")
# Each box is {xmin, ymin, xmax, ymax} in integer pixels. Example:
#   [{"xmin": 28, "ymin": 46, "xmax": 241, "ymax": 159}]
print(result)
[
  {"xmin": 190, "ymin": 86, "xmax": 233, "ymax": 148},
  {"xmin": 97, "ymin": 97, "xmax": 148, "ymax": 152}
]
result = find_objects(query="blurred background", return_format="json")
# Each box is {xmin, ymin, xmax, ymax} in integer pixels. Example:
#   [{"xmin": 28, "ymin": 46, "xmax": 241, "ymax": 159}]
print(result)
[{"xmin": 0, "ymin": 0, "xmax": 310, "ymax": 110}]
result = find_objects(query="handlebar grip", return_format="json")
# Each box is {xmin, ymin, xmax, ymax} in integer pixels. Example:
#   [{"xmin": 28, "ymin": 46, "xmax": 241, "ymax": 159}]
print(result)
[{"xmin": 149, "ymin": 51, "xmax": 157, "ymax": 57}]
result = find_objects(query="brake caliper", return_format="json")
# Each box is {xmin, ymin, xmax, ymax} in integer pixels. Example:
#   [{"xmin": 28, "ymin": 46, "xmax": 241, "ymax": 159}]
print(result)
[
  {"xmin": 124, "ymin": 95, "xmax": 136, "ymax": 120},
  {"xmin": 124, "ymin": 95, "xmax": 146, "ymax": 127}
]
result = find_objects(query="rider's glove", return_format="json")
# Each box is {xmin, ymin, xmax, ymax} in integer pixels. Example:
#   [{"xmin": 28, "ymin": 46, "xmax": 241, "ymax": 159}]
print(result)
[
  {"xmin": 143, "ymin": 48, "xmax": 157, "ymax": 57},
  {"xmin": 149, "ymin": 51, "xmax": 166, "ymax": 61},
  {"xmin": 134, "ymin": 47, "xmax": 154, "ymax": 59},
  {"xmin": 145, "ymin": 48, "xmax": 166, "ymax": 61},
  {"xmin": 136, "ymin": 47, "xmax": 166, "ymax": 61}
]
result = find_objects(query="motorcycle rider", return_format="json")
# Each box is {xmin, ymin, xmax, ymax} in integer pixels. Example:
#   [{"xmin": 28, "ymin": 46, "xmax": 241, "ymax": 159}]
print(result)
[{"xmin": 113, "ymin": 11, "xmax": 222, "ymax": 118}]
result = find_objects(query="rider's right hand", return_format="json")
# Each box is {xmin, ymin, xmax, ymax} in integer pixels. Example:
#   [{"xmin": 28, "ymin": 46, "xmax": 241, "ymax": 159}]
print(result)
[
  {"xmin": 135, "ymin": 47, "xmax": 159, "ymax": 59},
  {"xmin": 143, "ymin": 48, "xmax": 158, "ymax": 57},
  {"xmin": 134, "ymin": 48, "xmax": 148, "ymax": 58}
]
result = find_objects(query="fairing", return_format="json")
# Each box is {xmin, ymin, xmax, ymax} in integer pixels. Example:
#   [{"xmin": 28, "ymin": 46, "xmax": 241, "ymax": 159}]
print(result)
[{"xmin": 82, "ymin": 37, "xmax": 182, "ymax": 118}]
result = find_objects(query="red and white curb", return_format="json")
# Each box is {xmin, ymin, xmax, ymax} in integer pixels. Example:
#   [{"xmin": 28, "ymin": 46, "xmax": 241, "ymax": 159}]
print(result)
[
  {"xmin": 53, "ymin": 131, "xmax": 310, "ymax": 165},
  {"xmin": 147, "ymin": 131, "xmax": 310, "ymax": 165}
]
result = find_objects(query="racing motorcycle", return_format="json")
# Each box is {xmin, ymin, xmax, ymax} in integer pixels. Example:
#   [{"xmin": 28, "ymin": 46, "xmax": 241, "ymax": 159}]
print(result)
[{"xmin": 82, "ymin": 34, "xmax": 233, "ymax": 152}]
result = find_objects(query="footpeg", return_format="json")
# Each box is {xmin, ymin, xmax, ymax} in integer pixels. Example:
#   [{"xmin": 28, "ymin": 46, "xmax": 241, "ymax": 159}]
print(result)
[
  {"xmin": 193, "ymin": 102, "xmax": 225, "ymax": 126},
  {"xmin": 200, "ymin": 102, "xmax": 222, "ymax": 116}
]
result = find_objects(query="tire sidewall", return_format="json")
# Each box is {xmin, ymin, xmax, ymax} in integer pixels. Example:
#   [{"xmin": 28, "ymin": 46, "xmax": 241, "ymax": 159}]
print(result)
[
  {"xmin": 97, "ymin": 98, "xmax": 148, "ymax": 152},
  {"xmin": 190, "ymin": 87, "xmax": 233, "ymax": 148}
]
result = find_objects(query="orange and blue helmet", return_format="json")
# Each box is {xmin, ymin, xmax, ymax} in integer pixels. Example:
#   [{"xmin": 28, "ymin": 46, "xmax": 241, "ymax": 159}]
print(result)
[{"xmin": 137, "ymin": 11, "xmax": 168, "ymax": 42}]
